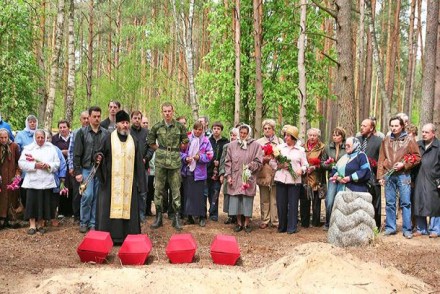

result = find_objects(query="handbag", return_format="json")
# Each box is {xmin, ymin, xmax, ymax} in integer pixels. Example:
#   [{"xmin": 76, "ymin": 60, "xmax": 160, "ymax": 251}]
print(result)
[
  {"xmin": 318, "ymin": 182, "xmax": 327, "ymax": 199},
  {"xmin": 8, "ymin": 197, "xmax": 24, "ymax": 221},
  {"xmin": 303, "ymin": 184, "xmax": 314, "ymax": 201}
]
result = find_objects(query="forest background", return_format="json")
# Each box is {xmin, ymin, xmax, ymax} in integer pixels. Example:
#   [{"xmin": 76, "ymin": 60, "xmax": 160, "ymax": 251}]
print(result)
[{"xmin": 1, "ymin": 0, "xmax": 439, "ymax": 142}]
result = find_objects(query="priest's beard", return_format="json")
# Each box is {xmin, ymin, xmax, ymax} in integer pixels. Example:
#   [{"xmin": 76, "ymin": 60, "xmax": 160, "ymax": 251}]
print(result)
[{"xmin": 117, "ymin": 129, "xmax": 130, "ymax": 136}]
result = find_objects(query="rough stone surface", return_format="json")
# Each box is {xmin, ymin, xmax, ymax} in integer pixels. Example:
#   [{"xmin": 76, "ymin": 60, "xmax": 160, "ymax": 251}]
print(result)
[{"xmin": 328, "ymin": 191, "xmax": 376, "ymax": 247}]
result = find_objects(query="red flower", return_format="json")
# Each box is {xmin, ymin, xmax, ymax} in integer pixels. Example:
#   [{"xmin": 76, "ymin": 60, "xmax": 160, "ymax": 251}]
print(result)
[
  {"xmin": 261, "ymin": 144, "xmax": 274, "ymax": 156},
  {"xmin": 368, "ymin": 157, "xmax": 377, "ymax": 168},
  {"xmin": 308, "ymin": 157, "xmax": 321, "ymax": 167},
  {"xmin": 403, "ymin": 154, "xmax": 417, "ymax": 164}
]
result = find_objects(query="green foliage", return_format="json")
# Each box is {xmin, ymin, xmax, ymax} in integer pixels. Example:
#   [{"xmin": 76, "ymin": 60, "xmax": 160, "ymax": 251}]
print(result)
[
  {"xmin": 198, "ymin": 0, "xmax": 333, "ymax": 135},
  {"xmin": 0, "ymin": 0, "xmax": 40, "ymax": 129}
]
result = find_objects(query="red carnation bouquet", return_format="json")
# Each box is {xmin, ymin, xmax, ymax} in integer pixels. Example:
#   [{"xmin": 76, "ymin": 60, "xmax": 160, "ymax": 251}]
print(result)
[
  {"xmin": 308, "ymin": 157, "xmax": 321, "ymax": 167},
  {"xmin": 382, "ymin": 154, "xmax": 418, "ymax": 179},
  {"xmin": 261, "ymin": 144, "xmax": 274, "ymax": 157},
  {"xmin": 368, "ymin": 157, "xmax": 377, "ymax": 168}
]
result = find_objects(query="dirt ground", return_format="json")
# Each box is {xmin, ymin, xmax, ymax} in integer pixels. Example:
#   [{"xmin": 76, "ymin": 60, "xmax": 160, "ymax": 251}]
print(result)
[{"xmin": 0, "ymin": 193, "xmax": 439, "ymax": 293}]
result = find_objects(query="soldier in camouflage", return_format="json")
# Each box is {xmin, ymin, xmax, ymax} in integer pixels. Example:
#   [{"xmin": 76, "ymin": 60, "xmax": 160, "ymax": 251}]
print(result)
[{"xmin": 147, "ymin": 102, "xmax": 188, "ymax": 231}]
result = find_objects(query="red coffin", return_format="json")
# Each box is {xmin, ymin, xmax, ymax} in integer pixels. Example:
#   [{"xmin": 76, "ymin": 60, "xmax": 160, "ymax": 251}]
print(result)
[
  {"xmin": 77, "ymin": 231, "xmax": 113, "ymax": 264},
  {"xmin": 165, "ymin": 234, "xmax": 197, "ymax": 264},
  {"xmin": 118, "ymin": 234, "xmax": 153, "ymax": 265},
  {"xmin": 210, "ymin": 234, "xmax": 240, "ymax": 265}
]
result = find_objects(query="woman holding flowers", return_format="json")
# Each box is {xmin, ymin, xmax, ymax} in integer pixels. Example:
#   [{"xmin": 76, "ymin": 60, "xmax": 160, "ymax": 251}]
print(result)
[
  {"xmin": 225, "ymin": 124, "xmax": 263, "ymax": 233},
  {"xmin": 18, "ymin": 130, "xmax": 60, "ymax": 235},
  {"xmin": 322, "ymin": 127, "xmax": 347, "ymax": 230},
  {"xmin": 0, "ymin": 129, "xmax": 21, "ymax": 229},
  {"xmin": 329, "ymin": 137, "xmax": 371, "ymax": 193},
  {"xmin": 302, "ymin": 128, "xmax": 326, "ymax": 228},
  {"xmin": 181, "ymin": 121, "xmax": 213, "ymax": 227},
  {"xmin": 273, "ymin": 125, "xmax": 308, "ymax": 234},
  {"xmin": 256, "ymin": 119, "xmax": 284, "ymax": 229}
]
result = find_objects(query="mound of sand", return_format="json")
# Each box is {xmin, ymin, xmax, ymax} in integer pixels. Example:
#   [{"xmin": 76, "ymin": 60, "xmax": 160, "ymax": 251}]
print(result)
[{"xmin": 8, "ymin": 242, "xmax": 431, "ymax": 293}]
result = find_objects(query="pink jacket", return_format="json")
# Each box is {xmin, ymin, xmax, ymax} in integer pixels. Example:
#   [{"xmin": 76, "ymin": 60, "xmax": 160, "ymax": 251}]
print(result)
[{"xmin": 224, "ymin": 139, "xmax": 263, "ymax": 197}]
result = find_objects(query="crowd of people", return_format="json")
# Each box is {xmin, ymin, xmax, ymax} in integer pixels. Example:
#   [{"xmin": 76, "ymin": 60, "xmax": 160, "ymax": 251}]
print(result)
[{"xmin": 0, "ymin": 104, "xmax": 439, "ymax": 243}]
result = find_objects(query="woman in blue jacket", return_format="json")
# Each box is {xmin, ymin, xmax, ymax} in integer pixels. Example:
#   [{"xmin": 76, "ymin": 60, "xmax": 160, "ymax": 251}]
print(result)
[{"xmin": 329, "ymin": 137, "xmax": 371, "ymax": 193}]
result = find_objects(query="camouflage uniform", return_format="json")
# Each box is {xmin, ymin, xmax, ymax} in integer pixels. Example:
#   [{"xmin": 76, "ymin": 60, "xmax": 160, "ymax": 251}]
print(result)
[{"xmin": 147, "ymin": 119, "xmax": 188, "ymax": 213}]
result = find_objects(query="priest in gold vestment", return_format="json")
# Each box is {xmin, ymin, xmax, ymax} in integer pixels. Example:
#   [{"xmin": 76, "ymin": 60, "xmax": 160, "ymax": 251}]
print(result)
[{"xmin": 95, "ymin": 110, "xmax": 147, "ymax": 244}]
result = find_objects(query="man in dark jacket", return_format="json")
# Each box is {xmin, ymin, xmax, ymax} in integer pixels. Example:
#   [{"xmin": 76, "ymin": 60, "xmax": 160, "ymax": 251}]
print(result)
[
  {"xmin": 207, "ymin": 122, "xmax": 229, "ymax": 221},
  {"xmin": 130, "ymin": 110, "xmax": 152, "ymax": 222},
  {"xmin": 357, "ymin": 118, "xmax": 383, "ymax": 229},
  {"xmin": 74, "ymin": 106, "xmax": 109, "ymax": 233},
  {"xmin": 100, "ymin": 101, "xmax": 121, "ymax": 132},
  {"xmin": 413, "ymin": 123, "xmax": 440, "ymax": 238}
]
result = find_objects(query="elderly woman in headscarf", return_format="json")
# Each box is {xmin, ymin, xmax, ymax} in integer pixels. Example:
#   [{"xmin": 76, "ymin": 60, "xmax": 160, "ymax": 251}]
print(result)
[
  {"xmin": 18, "ymin": 130, "xmax": 60, "ymax": 235},
  {"xmin": 14, "ymin": 115, "xmax": 39, "ymax": 208},
  {"xmin": 329, "ymin": 137, "xmax": 371, "ymax": 193},
  {"xmin": 14, "ymin": 115, "xmax": 38, "ymax": 152},
  {"xmin": 0, "ymin": 129, "xmax": 21, "ymax": 229},
  {"xmin": 219, "ymin": 127, "xmax": 239, "ymax": 225},
  {"xmin": 181, "ymin": 121, "xmax": 213, "ymax": 227},
  {"xmin": 224, "ymin": 124, "xmax": 263, "ymax": 233}
]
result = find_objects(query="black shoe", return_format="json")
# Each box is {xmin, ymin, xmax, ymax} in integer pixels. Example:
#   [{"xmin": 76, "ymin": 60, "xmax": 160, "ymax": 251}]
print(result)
[
  {"xmin": 199, "ymin": 217, "xmax": 206, "ymax": 227},
  {"xmin": 244, "ymin": 225, "xmax": 252, "ymax": 233},
  {"xmin": 172, "ymin": 213, "xmax": 182, "ymax": 231},
  {"xmin": 150, "ymin": 211, "xmax": 163, "ymax": 229},
  {"xmin": 186, "ymin": 215, "xmax": 195, "ymax": 225},
  {"xmin": 234, "ymin": 225, "xmax": 243, "ymax": 232},
  {"xmin": 224, "ymin": 217, "xmax": 233, "ymax": 224},
  {"xmin": 168, "ymin": 212, "xmax": 175, "ymax": 220}
]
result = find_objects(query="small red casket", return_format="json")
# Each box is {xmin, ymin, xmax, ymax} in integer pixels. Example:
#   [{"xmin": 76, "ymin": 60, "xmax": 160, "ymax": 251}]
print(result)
[
  {"xmin": 118, "ymin": 234, "xmax": 153, "ymax": 265},
  {"xmin": 77, "ymin": 231, "xmax": 113, "ymax": 263},
  {"xmin": 165, "ymin": 233, "xmax": 197, "ymax": 264},
  {"xmin": 210, "ymin": 234, "xmax": 240, "ymax": 265}
]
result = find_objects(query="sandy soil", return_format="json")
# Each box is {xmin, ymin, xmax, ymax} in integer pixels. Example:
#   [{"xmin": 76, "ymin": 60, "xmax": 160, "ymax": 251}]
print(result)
[{"xmin": 0, "ymin": 193, "xmax": 439, "ymax": 293}]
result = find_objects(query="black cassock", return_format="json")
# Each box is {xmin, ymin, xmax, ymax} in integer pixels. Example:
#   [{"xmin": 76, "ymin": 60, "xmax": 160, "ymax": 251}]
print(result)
[{"xmin": 96, "ymin": 132, "xmax": 147, "ymax": 244}]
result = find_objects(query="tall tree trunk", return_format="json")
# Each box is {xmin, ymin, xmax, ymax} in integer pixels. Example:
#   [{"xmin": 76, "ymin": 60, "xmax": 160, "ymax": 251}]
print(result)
[
  {"xmin": 356, "ymin": 0, "xmax": 366, "ymax": 122},
  {"xmin": 298, "ymin": 0, "xmax": 307, "ymax": 140},
  {"xmin": 434, "ymin": 9, "xmax": 440, "ymax": 137},
  {"xmin": 335, "ymin": 0, "xmax": 356, "ymax": 136},
  {"xmin": 363, "ymin": 0, "xmax": 375, "ymax": 119},
  {"xmin": 420, "ymin": 0, "xmax": 439, "ymax": 127},
  {"xmin": 386, "ymin": 0, "xmax": 401, "ymax": 115},
  {"xmin": 65, "ymin": 0, "xmax": 75, "ymax": 125},
  {"xmin": 36, "ymin": 0, "xmax": 48, "ymax": 122},
  {"xmin": 403, "ymin": 0, "xmax": 417, "ymax": 116},
  {"xmin": 234, "ymin": 0, "xmax": 241, "ymax": 125},
  {"xmin": 366, "ymin": 0, "xmax": 390, "ymax": 131},
  {"xmin": 172, "ymin": 0, "xmax": 199, "ymax": 121},
  {"xmin": 86, "ymin": 0, "xmax": 94, "ymax": 104},
  {"xmin": 114, "ymin": 0, "xmax": 122, "ymax": 69},
  {"xmin": 253, "ymin": 0, "xmax": 263, "ymax": 138},
  {"xmin": 44, "ymin": 0, "xmax": 65, "ymax": 130}
]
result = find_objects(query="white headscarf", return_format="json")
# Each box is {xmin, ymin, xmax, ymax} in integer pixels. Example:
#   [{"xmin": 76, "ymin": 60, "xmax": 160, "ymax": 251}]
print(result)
[
  {"xmin": 25, "ymin": 115, "xmax": 38, "ymax": 135},
  {"xmin": 238, "ymin": 124, "xmax": 252, "ymax": 150}
]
